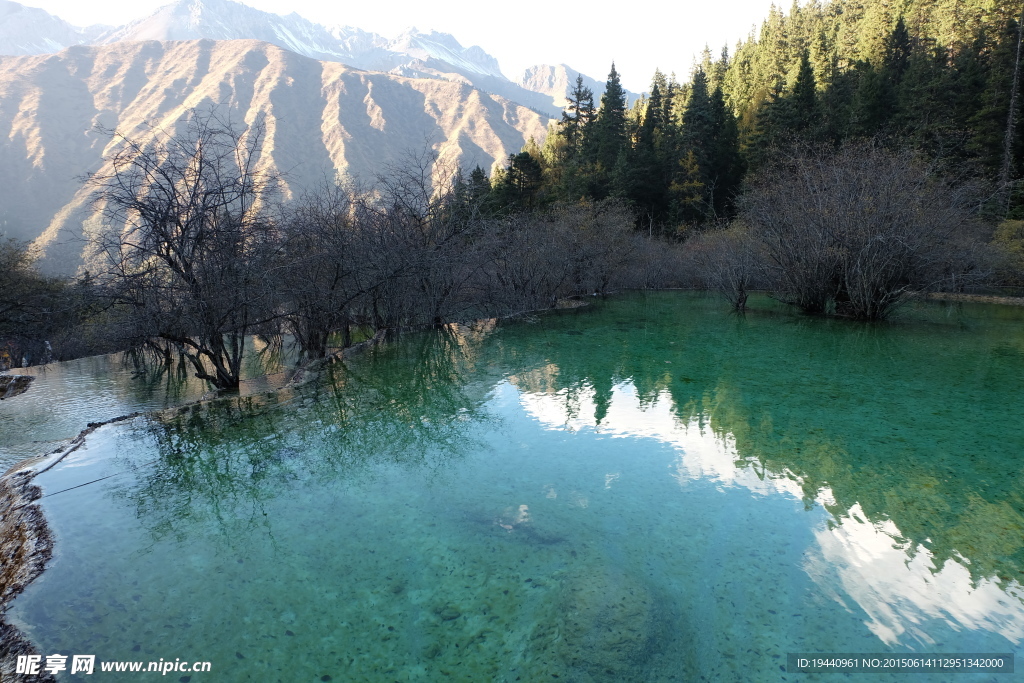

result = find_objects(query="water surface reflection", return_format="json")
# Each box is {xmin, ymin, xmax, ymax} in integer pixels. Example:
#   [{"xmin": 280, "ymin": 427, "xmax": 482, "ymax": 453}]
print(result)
[
  {"xmin": 513, "ymin": 372, "xmax": 1024, "ymax": 650},
  {"xmin": 0, "ymin": 339, "xmax": 298, "ymax": 468},
  {"xmin": 10, "ymin": 292, "xmax": 1023, "ymax": 681}
]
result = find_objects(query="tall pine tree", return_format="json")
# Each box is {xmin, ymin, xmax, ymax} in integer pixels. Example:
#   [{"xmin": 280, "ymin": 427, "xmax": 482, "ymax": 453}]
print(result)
[
  {"xmin": 560, "ymin": 75, "xmax": 596, "ymax": 160},
  {"xmin": 588, "ymin": 63, "xmax": 629, "ymax": 197}
]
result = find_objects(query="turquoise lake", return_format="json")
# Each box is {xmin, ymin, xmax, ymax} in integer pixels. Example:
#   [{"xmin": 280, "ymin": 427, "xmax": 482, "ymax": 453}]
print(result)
[{"xmin": 4, "ymin": 292, "xmax": 1024, "ymax": 681}]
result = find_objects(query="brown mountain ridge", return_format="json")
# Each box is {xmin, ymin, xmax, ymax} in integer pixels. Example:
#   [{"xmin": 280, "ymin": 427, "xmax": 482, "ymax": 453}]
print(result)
[{"xmin": 0, "ymin": 38, "xmax": 551, "ymax": 272}]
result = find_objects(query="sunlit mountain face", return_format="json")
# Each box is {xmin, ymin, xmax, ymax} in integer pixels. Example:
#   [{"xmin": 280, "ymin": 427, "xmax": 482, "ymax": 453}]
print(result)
[{"xmin": 0, "ymin": 38, "xmax": 550, "ymax": 272}]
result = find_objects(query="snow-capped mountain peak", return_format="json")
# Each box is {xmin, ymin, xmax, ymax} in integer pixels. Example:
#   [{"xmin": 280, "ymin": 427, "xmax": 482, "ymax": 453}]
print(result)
[
  {"xmin": 0, "ymin": 0, "xmax": 108, "ymax": 56},
  {"xmin": 387, "ymin": 28, "xmax": 505, "ymax": 79},
  {"xmin": 94, "ymin": 0, "xmax": 354, "ymax": 62},
  {"xmin": 0, "ymin": 0, "xmax": 614, "ymax": 116}
]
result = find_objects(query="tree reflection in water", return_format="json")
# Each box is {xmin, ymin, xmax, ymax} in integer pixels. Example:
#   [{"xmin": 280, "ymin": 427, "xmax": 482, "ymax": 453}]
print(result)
[
  {"xmin": 120, "ymin": 293, "xmax": 1024, "ymax": 587},
  {"xmin": 116, "ymin": 324, "xmax": 499, "ymax": 542},
  {"xmin": 519, "ymin": 296, "xmax": 1024, "ymax": 590},
  {"xmin": 103, "ymin": 292, "xmax": 1023, "ymax": 652}
]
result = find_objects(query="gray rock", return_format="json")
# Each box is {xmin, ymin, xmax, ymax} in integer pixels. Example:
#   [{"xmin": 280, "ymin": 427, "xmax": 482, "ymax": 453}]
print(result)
[{"xmin": 0, "ymin": 375, "xmax": 33, "ymax": 400}]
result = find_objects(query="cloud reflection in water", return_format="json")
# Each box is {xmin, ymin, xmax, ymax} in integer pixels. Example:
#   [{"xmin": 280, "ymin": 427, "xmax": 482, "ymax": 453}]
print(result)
[{"xmin": 515, "ymin": 377, "xmax": 1024, "ymax": 649}]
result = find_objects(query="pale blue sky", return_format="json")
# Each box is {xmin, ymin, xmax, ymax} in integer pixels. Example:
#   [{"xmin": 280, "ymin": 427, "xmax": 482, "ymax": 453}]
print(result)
[{"xmin": 21, "ymin": 0, "xmax": 782, "ymax": 92}]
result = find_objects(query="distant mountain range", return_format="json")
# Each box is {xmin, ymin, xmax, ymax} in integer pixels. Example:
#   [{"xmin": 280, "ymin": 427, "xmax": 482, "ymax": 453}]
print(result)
[
  {"xmin": 518, "ymin": 64, "xmax": 611, "ymax": 110},
  {"xmin": 0, "ymin": 0, "xmax": 108, "ymax": 53},
  {"xmin": 0, "ymin": 0, "xmax": 640, "ymax": 273},
  {"xmin": 0, "ymin": 0, "xmax": 638, "ymax": 115}
]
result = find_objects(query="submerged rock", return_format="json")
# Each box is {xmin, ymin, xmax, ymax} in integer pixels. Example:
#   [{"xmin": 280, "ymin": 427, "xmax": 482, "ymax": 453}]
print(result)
[
  {"xmin": 555, "ymin": 564, "xmax": 665, "ymax": 682},
  {"xmin": 0, "ymin": 375, "xmax": 33, "ymax": 400}
]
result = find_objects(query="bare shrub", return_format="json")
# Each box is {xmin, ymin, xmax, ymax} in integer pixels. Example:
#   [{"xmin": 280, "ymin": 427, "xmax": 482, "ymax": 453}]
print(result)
[
  {"xmin": 620, "ymin": 234, "xmax": 689, "ymax": 290},
  {"xmin": 545, "ymin": 199, "xmax": 638, "ymax": 296},
  {"xmin": 368, "ymin": 155, "xmax": 490, "ymax": 328},
  {"xmin": 739, "ymin": 141, "xmax": 988, "ymax": 320},
  {"xmin": 276, "ymin": 182, "xmax": 368, "ymax": 358},
  {"xmin": 0, "ymin": 240, "xmax": 102, "ymax": 366},
  {"xmin": 688, "ymin": 225, "xmax": 759, "ymax": 310},
  {"xmin": 480, "ymin": 199, "xmax": 638, "ymax": 313}
]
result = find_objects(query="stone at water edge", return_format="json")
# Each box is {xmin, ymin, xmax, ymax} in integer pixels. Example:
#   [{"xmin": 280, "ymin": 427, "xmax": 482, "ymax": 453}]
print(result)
[{"xmin": 0, "ymin": 376, "xmax": 33, "ymax": 400}]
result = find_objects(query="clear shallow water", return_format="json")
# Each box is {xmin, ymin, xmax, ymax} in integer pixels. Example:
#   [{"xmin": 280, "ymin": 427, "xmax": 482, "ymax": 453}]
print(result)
[
  {"xmin": 0, "ymin": 340, "xmax": 297, "ymax": 469},
  {"xmin": 8, "ymin": 293, "xmax": 1024, "ymax": 681}
]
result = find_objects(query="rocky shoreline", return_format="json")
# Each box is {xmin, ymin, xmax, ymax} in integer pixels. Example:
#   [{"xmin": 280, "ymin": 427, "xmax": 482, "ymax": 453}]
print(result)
[
  {"xmin": 0, "ymin": 464, "xmax": 56, "ymax": 683},
  {"xmin": 0, "ymin": 412, "xmax": 145, "ymax": 682}
]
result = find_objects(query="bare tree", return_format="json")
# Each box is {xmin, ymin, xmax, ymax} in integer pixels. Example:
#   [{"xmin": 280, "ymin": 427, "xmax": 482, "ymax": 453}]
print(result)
[
  {"xmin": 91, "ymin": 111, "xmax": 280, "ymax": 389},
  {"xmin": 546, "ymin": 200, "xmax": 637, "ymax": 297},
  {"xmin": 277, "ymin": 181, "xmax": 370, "ymax": 358},
  {"xmin": 86, "ymin": 127, "xmax": 688, "ymax": 379},
  {"xmin": 278, "ymin": 152, "xmax": 498, "ymax": 345},
  {"xmin": 370, "ymin": 154, "xmax": 491, "ymax": 327},
  {"xmin": 479, "ymin": 199, "xmax": 638, "ymax": 314},
  {"xmin": 479, "ymin": 212, "xmax": 566, "ymax": 314}
]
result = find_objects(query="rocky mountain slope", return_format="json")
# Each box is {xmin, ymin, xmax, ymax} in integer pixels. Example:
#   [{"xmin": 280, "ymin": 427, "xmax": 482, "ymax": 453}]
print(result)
[
  {"xmin": 0, "ymin": 39, "xmax": 551, "ymax": 272},
  {"xmin": 518, "ymin": 64, "xmax": 623, "ymax": 109}
]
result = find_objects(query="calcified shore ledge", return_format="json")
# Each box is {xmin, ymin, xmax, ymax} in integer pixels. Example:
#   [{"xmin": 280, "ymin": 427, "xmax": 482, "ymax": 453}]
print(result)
[
  {"xmin": 924, "ymin": 292, "xmax": 1024, "ymax": 306},
  {"xmin": 0, "ymin": 463, "xmax": 56, "ymax": 683},
  {"xmin": 0, "ymin": 411, "xmax": 145, "ymax": 683}
]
